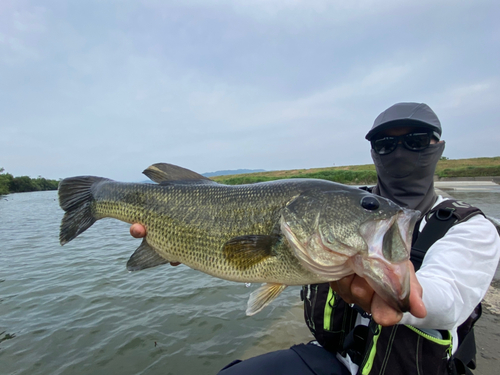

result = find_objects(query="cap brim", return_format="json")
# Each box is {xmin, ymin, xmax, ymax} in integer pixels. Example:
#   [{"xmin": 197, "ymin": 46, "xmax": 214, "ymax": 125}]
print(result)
[{"xmin": 365, "ymin": 119, "xmax": 441, "ymax": 141}]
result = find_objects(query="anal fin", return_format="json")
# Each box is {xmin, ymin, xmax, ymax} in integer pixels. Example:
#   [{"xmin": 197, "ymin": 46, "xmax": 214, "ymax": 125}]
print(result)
[
  {"xmin": 127, "ymin": 239, "xmax": 170, "ymax": 271},
  {"xmin": 246, "ymin": 283, "xmax": 287, "ymax": 316}
]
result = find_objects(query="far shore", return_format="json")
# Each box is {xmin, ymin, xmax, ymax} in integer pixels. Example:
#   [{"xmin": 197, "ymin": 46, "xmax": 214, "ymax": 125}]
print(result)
[
  {"xmin": 434, "ymin": 179, "xmax": 500, "ymax": 190},
  {"xmin": 434, "ymin": 175, "xmax": 500, "ymax": 184}
]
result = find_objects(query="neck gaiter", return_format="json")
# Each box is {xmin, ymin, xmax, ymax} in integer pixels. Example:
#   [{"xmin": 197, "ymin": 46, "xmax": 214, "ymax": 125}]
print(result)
[{"xmin": 371, "ymin": 142, "xmax": 445, "ymax": 216}]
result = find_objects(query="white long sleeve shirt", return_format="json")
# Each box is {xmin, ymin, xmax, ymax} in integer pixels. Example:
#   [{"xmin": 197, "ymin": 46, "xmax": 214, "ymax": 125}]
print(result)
[
  {"xmin": 399, "ymin": 196, "xmax": 500, "ymax": 347},
  {"xmin": 338, "ymin": 195, "xmax": 500, "ymax": 374}
]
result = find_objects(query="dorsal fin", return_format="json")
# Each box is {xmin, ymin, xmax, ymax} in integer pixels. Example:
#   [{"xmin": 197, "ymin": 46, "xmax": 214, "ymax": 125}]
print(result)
[{"xmin": 143, "ymin": 163, "xmax": 212, "ymax": 184}]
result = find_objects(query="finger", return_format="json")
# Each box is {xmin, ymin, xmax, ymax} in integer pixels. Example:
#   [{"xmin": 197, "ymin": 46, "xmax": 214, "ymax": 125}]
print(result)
[
  {"xmin": 329, "ymin": 275, "xmax": 356, "ymax": 303},
  {"xmin": 372, "ymin": 261, "xmax": 427, "ymax": 325},
  {"xmin": 130, "ymin": 223, "xmax": 146, "ymax": 238},
  {"xmin": 350, "ymin": 277, "xmax": 374, "ymax": 313},
  {"xmin": 371, "ymin": 294, "xmax": 402, "ymax": 326},
  {"xmin": 408, "ymin": 262, "xmax": 427, "ymax": 319}
]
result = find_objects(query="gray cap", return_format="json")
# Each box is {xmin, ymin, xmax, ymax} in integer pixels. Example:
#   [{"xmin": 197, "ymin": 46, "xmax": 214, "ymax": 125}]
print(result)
[{"xmin": 365, "ymin": 102, "xmax": 442, "ymax": 141}]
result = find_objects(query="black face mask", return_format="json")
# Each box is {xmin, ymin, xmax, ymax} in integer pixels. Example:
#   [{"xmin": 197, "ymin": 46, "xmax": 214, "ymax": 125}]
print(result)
[{"xmin": 371, "ymin": 142, "xmax": 445, "ymax": 216}]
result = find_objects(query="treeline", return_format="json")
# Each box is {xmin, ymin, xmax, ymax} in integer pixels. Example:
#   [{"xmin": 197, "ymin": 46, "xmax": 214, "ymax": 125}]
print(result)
[{"xmin": 0, "ymin": 168, "xmax": 59, "ymax": 195}]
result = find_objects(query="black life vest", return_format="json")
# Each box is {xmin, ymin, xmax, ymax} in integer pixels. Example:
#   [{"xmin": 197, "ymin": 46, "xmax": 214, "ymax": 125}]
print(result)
[{"xmin": 302, "ymin": 199, "xmax": 484, "ymax": 375}]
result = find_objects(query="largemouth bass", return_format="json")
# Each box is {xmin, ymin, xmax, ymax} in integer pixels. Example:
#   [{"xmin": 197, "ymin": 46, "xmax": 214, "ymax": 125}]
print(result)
[{"xmin": 58, "ymin": 163, "xmax": 419, "ymax": 315}]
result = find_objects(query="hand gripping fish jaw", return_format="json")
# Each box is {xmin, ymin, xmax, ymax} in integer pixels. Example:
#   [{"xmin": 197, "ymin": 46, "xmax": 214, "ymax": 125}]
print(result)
[{"xmin": 281, "ymin": 189, "xmax": 419, "ymax": 312}]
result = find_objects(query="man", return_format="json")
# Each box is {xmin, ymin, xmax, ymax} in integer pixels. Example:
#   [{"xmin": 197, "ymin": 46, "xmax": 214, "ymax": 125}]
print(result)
[{"xmin": 130, "ymin": 103, "xmax": 500, "ymax": 374}]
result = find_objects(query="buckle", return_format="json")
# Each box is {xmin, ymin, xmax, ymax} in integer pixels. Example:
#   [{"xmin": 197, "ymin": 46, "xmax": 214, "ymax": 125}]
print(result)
[{"xmin": 435, "ymin": 207, "xmax": 455, "ymax": 221}]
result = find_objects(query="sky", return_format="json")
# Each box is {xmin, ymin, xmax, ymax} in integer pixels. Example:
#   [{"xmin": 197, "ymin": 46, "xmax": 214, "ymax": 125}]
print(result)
[{"xmin": 1, "ymin": 0, "xmax": 499, "ymax": 181}]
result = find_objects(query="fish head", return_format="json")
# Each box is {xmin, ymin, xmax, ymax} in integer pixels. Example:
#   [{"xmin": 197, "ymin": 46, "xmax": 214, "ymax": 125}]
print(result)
[{"xmin": 281, "ymin": 186, "xmax": 420, "ymax": 312}]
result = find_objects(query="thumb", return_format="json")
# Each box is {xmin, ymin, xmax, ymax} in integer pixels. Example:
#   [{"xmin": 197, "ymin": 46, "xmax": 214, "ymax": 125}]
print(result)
[{"xmin": 408, "ymin": 261, "xmax": 426, "ymax": 319}]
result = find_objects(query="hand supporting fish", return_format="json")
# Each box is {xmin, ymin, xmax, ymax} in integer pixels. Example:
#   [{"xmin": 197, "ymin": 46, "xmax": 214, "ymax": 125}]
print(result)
[
  {"xmin": 130, "ymin": 224, "xmax": 181, "ymax": 267},
  {"xmin": 330, "ymin": 262, "xmax": 426, "ymax": 326},
  {"xmin": 59, "ymin": 163, "xmax": 420, "ymax": 316}
]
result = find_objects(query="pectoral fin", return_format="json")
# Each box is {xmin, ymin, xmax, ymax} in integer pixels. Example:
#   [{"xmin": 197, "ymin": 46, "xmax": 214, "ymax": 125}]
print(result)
[
  {"xmin": 222, "ymin": 235, "xmax": 279, "ymax": 270},
  {"xmin": 246, "ymin": 283, "xmax": 287, "ymax": 316},
  {"xmin": 127, "ymin": 239, "xmax": 170, "ymax": 271}
]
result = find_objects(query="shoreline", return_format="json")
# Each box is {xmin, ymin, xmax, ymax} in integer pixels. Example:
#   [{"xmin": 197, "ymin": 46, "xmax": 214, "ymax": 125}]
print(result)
[{"xmin": 435, "ymin": 179, "xmax": 500, "ymax": 189}]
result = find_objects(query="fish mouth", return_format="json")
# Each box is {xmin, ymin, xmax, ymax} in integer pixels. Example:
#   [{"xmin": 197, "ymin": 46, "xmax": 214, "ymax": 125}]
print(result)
[{"xmin": 354, "ymin": 208, "xmax": 419, "ymax": 312}]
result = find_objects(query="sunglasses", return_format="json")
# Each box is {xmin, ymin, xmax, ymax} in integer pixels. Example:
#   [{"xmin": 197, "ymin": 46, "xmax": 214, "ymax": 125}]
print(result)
[{"xmin": 371, "ymin": 132, "xmax": 433, "ymax": 155}]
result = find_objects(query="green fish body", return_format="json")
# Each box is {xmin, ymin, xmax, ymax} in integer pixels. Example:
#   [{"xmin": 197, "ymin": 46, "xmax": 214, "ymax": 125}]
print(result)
[{"xmin": 59, "ymin": 163, "xmax": 418, "ymax": 315}]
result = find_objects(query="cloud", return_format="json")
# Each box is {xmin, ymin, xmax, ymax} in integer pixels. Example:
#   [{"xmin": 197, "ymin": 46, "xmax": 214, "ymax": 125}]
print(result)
[{"xmin": 0, "ymin": 0, "xmax": 499, "ymax": 180}]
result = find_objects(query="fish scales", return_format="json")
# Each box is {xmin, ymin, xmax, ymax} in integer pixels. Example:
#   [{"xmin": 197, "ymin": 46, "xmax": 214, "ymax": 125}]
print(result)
[
  {"xmin": 59, "ymin": 163, "xmax": 419, "ymax": 314},
  {"xmin": 88, "ymin": 179, "xmax": 322, "ymax": 284}
]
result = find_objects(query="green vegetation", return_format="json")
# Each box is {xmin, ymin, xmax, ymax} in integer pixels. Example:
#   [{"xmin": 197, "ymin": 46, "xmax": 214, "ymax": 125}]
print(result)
[
  {"xmin": 212, "ymin": 156, "xmax": 500, "ymax": 185},
  {"xmin": 215, "ymin": 170, "xmax": 378, "ymax": 185},
  {"xmin": 435, "ymin": 157, "xmax": 500, "ymax": 178},
  {"xmin": 0, "ymin": 168, "xmax": 11, "ymax": 195},
  {"xmin": 1, "ymin": 156, "xmax": 499, "ymax": 194},
  {"xmin": 0, "ymin": 167, "xmax": 59, "ymax": 195},
  {"xmin": 437, "ymin": 166, "xmax": 500, "ymax": 178}
]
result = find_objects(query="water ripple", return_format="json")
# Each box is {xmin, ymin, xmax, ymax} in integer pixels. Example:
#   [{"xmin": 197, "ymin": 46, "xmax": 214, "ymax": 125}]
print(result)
[{"xmin": 1, "ymin": 189, "xmax": 499, "ymax": 374}]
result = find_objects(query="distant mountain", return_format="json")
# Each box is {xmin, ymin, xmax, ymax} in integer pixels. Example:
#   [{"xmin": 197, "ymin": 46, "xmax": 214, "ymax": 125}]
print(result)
[{"xmin": 202, "ymin": 169, "xmax": 266, "ymax": 177}]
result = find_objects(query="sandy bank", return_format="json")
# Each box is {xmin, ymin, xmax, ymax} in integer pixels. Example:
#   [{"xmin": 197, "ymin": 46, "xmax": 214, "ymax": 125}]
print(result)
[{"xmin": 435, "ymin": 180, "xmax": 499, "ymax": 190}]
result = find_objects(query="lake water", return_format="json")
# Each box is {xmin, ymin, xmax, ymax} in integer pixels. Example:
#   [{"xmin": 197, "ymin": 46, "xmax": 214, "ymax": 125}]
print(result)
[{"xmin": 1, "ymin": 185, "xmax": 499, "ymax": 375}]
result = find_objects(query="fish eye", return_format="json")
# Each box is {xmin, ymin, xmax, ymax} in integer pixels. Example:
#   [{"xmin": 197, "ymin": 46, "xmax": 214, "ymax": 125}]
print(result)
[{"xmin": 361, "ymin": 196, "xmax": 380, "ymax": 211}]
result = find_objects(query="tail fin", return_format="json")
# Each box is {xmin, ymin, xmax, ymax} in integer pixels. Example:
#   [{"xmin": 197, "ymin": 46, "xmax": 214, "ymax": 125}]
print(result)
[{"xmin": 58, "ymin": 176, "xmax": 111, "ymax": 245}]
